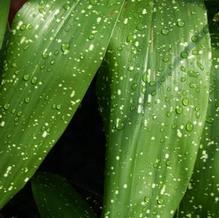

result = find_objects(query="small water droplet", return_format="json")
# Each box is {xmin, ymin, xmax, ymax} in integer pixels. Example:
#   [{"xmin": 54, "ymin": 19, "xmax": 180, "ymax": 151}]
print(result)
[
  {"xmin": 182, "ymin": 98, "xmax": 189, "ymax": 106},
  {"xmin": 23, "ymin": 74, "xmax": 30, "ymax": 81},
  {"xmin": 144, "ymin": 196, "xmax": 148, "ymax": 203},
  {"xmin": 89, "ymin": 0, "xmax": 97, "ymax": 5},
  {"xmin": 180, "ymin": 51, "xmax": 188, "ymax": 59},
  {"xmin": 126, "ymin": 34, "xmax": 133, "ymax": 42},
  {"xmin": 115, "ymin": 118, "xmax": 125, "ymax": 130},
  {"xmin": 24, "ymin": 97, "xmax": 30, "ymax": 103},
  {"xmin": 175, "ymin": 106, "xmax": 183, "ymax": 114},
  {"xmin": 162, "ymin": 56, "xmax": 169, "ymax": 63},
  {"xmin": 161, "ymin": 29, "xmax": 169, "ymax": 35},
  {"xmin": 177, "ymin": 20, "xmax": 185, "ymax": 27},
  {"xmin": 4, "ymin": 104, "xmax": 10, "ymax": 110},
  {"xmin": 31, "ymin": 77, "xmax": 38, "ymax": 84},
  {"xmin": 56, "ymin": 104, "xmax": 61, "ymax": 110},
  {"xmin": 186, "ymin": 121, "xmax": 194, "ymax": 132},
  {"xmin": 191, "ymin": 35, "xmax": 198, "ymax": 42},
  {"xmin": 61, "ymin": 43, "xmax": 70, "ymax": 55},
  {"xmin": 20, "ymin": 24, "xmax": 26, "ymax": 31},
  {"xmin": 157, "ymin": 198, "xmax": 163, "ymax": 205},
  {"xmin": 63, "ymin": 3, "xmax": 70, "ymax": 10}
]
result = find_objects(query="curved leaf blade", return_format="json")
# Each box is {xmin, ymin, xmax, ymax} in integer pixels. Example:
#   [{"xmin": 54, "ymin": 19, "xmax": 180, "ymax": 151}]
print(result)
[
  {"xmin": 0, "ymin": 0, "xmax": 10, "ymax": 49},
  {"xmin": 97, "ymin": 1, "xmax": 211, "ymax": 217},
  {"xmin": 0, "ymin": 0, "xmax": 125, "ymax": 208},
  {"xmin": 32, "ymin": 172, "xmax": 96, "ymax": 218},
  {"xmin": 179, "ymin": 13, "xmax": 219, "ymax": 218}
]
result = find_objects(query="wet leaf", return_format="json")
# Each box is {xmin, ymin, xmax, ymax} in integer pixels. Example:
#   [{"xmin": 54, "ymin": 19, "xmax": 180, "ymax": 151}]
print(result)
[
  {"xmin": 97, "ymin": 1, "xmax": 211, "ymax": 217},
  {"xmin": 32, "ymin": 172, "xmax": 96, "ymax": 218},
  {"xmin": 0, "ymin": 0, "xmax": 125, "ymax": 207},
  {"xmin": 179, "ymin": 13, "xmax": 219, "ymax": 218}
]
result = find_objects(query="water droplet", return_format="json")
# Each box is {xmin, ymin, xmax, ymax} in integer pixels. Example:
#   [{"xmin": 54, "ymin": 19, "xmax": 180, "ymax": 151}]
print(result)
[
  {"xmin": 4, "ymin": 104, "xmax": 10, "ymax": 110},
  {"xmin": 128, "ymin": 66, "xmax": 134, "ymax": 71},
  {"xmin": 177, "ymin": 20, "xmax": 185, "ymax": 27},
  {"xmin": 131, "ymin": 83, "xmax": 137, "ymax": 90},
  {"xmin": 157, "ymin": 198, "xmax": 163, "ymax": 205},
  {"xmin": 186, "ymin": 121, "xmax": 194, "ymax": 132},
  {"xmin": 56, "ymin": 104, "xmax": 61, "ymax": 110},
  {"xmin": 31, "ymin": 77, "xmax": 38, "ymax": 84},
  {"xmin": 182, "ymin": 98, "xmax": 189, "ymax": 106},
  {"xmin": 142, "ymin": 74, "xmax": 148, "ymax": 83},
  {"xmin": 161, "ymin": 29, "xmax": 169, "ymax": 35},
  {"xmin": 42, "ymin": 52, "xmax": 48, "ymax": 59},
  {"xmin": 63, "ymin": 3, "xmax": 70, "ymax": 10},
  {"xmin": 197, "ymin": 61, "xmax": 204, "ymax": 71},
  {"xmin": 187, "ymin": 70, "xmax": 199, "ymax": 78},
  {"xmin": 144, "ymin": 196, "xmax": 148, "ymax": 203},
  {"xmin": 180, "ymin": 51, "xmax": 188, "ymax": 59},
  {"xmin": 89, "ymin": 0, "xmax": 97, "ymax": 5},
  {"xmin": 115, "ymin": 118, "xmax": 124, "ymax": 130},
  {"xmin": 126, "ymin": 34, "xmax": 133, "ymax": 42},
  {"xmin": 88, "ymin": 34, "xmax": 94, "ymax": 40},
  {"xmin": 206, "ymin": 116, "xmax": 214, "ymax": 124},
  {"xmin": 23, "ymin": 74, "xmax": 30, "ymax": 81},
  {"xmin": 24, "ymin": 97, "xmax": 30, "ymax": 103},
  {"xmin": 162, "ymin": 56, "xmax": 169, "ymax": 63},
  {"xmin": 61, "ymin": 43, "xmax": 70, "ymax": 55},
  {"xmin": 20, "ymin": 24, "xmax": 26, "ymax": 31},
  {"xmin": 38, "ymin": 6, "xmax": 46, "ymax": 14},
  {"xmin": 175, "ymin": 106, "xmax": 183, "ymax": 114},
  {"xmin": 191, "ymin": 35, "xmax": 198, "ymax": 42}
]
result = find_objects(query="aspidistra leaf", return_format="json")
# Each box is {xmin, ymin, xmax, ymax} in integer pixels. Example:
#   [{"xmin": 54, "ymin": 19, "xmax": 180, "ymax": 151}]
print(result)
[
  {"xmin": 0, "ymin": 0, "xmax": 125, "ymax": 207},
  {"xmin": 32, "ymin": 172, "xmax": 96, "ymax": 218},
  {"xmin": 179, "ymin": 12, "xmax": 219, "ymax": 218},
  {"xmin": 97, "ymin": 1, "xmax": 211, "ymax": 217}
]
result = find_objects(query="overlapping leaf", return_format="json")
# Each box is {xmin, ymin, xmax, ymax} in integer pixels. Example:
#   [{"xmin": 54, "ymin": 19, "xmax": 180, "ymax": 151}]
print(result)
[
  {"xmin": 179, "ymin": 11, "xmax": 219, "ymax": 218},
  {"xmin": 0, "ymin": 0, "xmax": 10, "ymax": 49},
  {"xmin": 0, "ymin": 0, "xmax": 125, "ymax": 208},
  {"xmin": 97, "ymin": 0, "xmax": 211, "ymax": 217},
  {"xmin": 32, "ymin": 172, "xmax": 96, "ymax": 218}
]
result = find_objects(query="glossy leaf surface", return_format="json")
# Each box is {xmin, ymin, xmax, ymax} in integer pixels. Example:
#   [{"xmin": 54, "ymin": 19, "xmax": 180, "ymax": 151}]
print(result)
[
  {"xmin": 179, "ymin": 11, "xmax": 219, "ymax": 218},
  {"xmin": 97, "ymin": 1, "xmax": 211, "ymax": 217},
  {"xmin": 0, "ymin": 0, "xmax": 125, "ymax": 208}
]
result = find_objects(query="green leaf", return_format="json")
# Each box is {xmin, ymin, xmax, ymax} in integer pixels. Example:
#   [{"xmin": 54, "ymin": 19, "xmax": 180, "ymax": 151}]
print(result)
[
  {"xmin": 32, "ymin": 172, "xmax": 96, "ymax": 218},
  {"xmin": 0, "ymin": 0, "xmax": 125, "ymax": 208},
  {"xmin": 0, "ymin": 0, "xmax": 10, "ymax": 49},
  {"xmin": 97, "ymin": 1, "xmax": 211, "ymax": 217},
  {"xmin": 178, "ymin": 13, "xmax": 219, "ymax": 218}
]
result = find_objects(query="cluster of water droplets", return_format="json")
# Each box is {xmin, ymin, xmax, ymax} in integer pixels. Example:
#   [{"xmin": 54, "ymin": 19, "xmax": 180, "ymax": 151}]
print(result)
[
  {"xmin": 99, "ymin": 0, "xmax": 211, "ymax": 217},
  {"xmin": 0, "ymin": 0, "xmax": 125, "ymax": 206}
]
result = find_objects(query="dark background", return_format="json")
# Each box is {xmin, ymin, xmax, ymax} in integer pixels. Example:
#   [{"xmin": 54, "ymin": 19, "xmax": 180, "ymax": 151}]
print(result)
[{"xmin": 1, "ymin": 79, "xmax": 105, "ymax": 218}]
